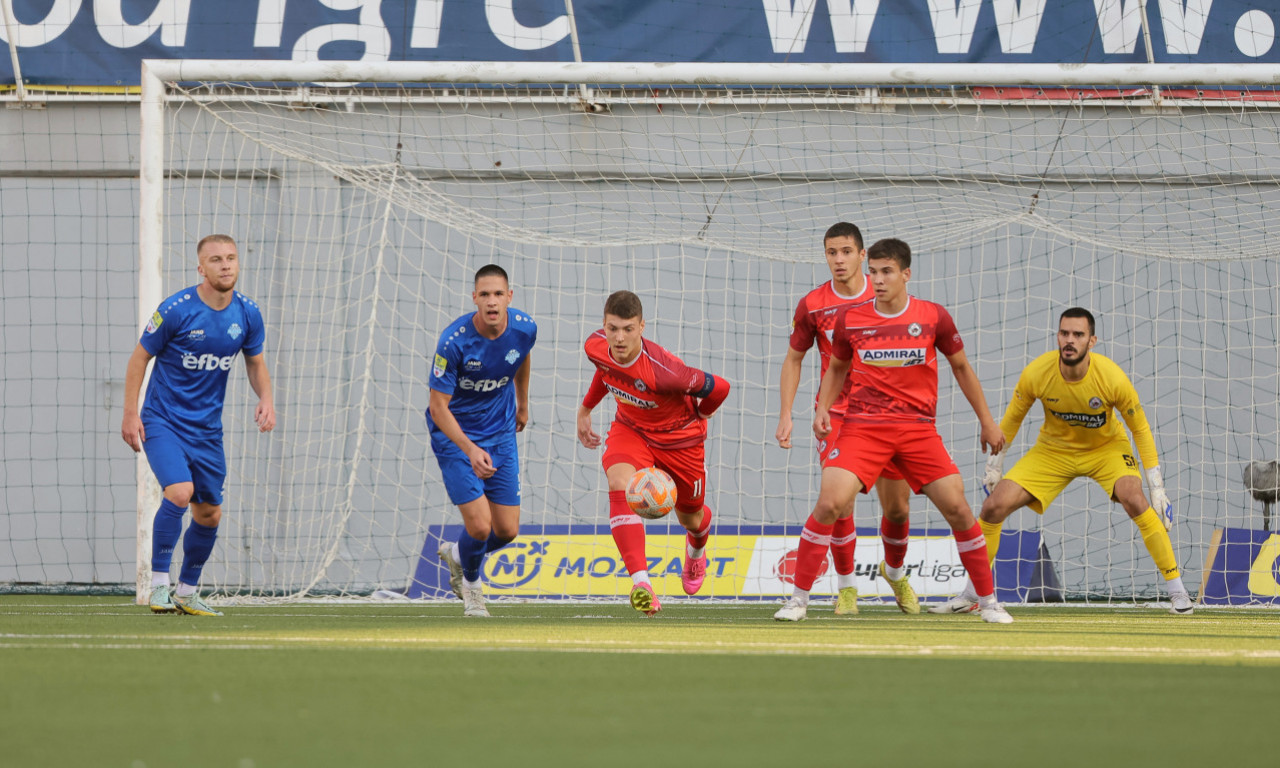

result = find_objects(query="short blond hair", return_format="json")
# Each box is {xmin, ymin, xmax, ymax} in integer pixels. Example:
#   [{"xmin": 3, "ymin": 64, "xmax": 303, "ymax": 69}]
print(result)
[{"xmin": 197, "ymin": 234, "xmax": 237, "ymax": 256}]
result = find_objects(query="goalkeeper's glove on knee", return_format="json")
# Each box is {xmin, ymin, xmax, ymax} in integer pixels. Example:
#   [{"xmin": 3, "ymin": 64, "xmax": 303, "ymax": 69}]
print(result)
[
  {"xmin": 982, "ymin": 451, "xmax": 1004, "ymax": 498},
  {"xmin": 1147, "ymin": 466, "xmax": 1173, "ymax": 530}
]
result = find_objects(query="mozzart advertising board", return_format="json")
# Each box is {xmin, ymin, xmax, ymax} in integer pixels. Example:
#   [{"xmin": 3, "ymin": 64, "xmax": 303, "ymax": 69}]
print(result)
[
  {"xmin": 408, "ymin": 524, "xmax": 1060, "ymax": 603},
  {"xmin": 1198, "ymin": 527, "xmax": 1280, "ymax": 605},
  {"xmin": 1, "ymin": 1, "xmax": 1278, "ymax": 86}
]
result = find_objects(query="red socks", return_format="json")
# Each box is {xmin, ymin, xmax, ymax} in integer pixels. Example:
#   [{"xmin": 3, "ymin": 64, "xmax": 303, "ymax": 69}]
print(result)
[
  {"xmin": 608, "ymin": 490, "xmax": 648, "ymax": 576},
  {"xmin": 954, "ymin": 523, "xmax": 994, "ymax": 597},
  {"xmin": 880, "ymin": 517, "xmax": 910, "ymax": 569},
  {"xmin": 830, "ymin": 515, "xmax": 856, "ymax": 574},
  {"xmin": 685, "ymin": 503, "xmax": 712, "ymax": 552},
  {"xmin": 793, "ymin": 516, "xmax": 835, "ymax": 592}
]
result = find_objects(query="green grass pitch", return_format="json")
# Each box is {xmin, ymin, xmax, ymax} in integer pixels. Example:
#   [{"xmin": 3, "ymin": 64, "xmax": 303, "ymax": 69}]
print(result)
[{"xmin": 2, "ymin": 596, "xmax": 1277, "ymax": 768}]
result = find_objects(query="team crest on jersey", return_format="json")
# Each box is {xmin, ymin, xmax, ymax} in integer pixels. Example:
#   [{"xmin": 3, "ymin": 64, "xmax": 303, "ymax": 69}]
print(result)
[
  {"xmin": 907, "ymin": 322, "xmax": 922, "ymax": 337},
  {"xmin": 228, "ymin": 323, "xmax": 242, "ymax": 340},
  {"xmin": 433, "ymin": 354, "xmax": 448, "ymax": 378},
  {"xmin": 145, "ymin": 311, "xmax": 163, "ymax": 334},
  {"xmin": 1088, "ymin": 397, "xmax": 1103, "ymax": 410},
  {"xmin": 465, "ymin": 359, "xmax": 483, "ymax": 371},
  {"xmin": 187, "ymin": 329, "xmax": 205, "ymax": 342},
  {"xmin": 505, "ymin": 349, "xmax": 520, "ymax": 365},
  {"xmin": 634, "ymin": 379, "xmax": 647, "ymax": 392}
]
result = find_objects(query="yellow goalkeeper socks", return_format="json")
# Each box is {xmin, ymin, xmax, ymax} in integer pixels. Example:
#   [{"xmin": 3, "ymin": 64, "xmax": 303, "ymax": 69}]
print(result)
[
  {"xmin": 1134, "ymin": 508, "xmax": 1180, "ymax": 579},
  {"xmin": 978, "ymin": 518, "xmax": 1003, "ymax": 566}
]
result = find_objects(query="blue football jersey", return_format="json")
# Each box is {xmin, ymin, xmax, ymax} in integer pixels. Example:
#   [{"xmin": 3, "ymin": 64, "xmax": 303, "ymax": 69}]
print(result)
[
  {"xmin": 427, "ymin": 308, "xmax": 537, "ymax": 444},
  {"xmin": 139, "ymin": 286, "xmax": 265, "ymax": 438}
]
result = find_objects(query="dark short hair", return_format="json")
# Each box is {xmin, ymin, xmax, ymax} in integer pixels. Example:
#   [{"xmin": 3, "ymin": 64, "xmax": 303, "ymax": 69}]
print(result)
[
  {"xmin": 1060, "ymin": 307, "xmax": 1096, "ymax": 336},
  {"xmin": 604, "ymin": 290, "xmax": 643, "ymax": 321},
  {"xmin": 474, "ymin": 264, "xmax": 509, "ymax": 286},
  {"xmin": 823, "ymin": 222, "xmax": 864, "ymax": 249},
  {"xmin": 866, "ymin": 238, "xmax": 911, "ymax": 270}
]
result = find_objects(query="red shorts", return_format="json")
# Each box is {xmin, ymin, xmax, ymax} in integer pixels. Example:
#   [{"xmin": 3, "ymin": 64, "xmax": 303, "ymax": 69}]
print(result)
[
  {"xmin": 823, "ymin": 420, "xmax": 956, "ymax": 493},
  {"xmin": 819, "ymin": 418, "xmax": 903, "ymax": 481},
  {"xmin": 603, "ymin": 420, "xmax": 706, "ymax": 512}
]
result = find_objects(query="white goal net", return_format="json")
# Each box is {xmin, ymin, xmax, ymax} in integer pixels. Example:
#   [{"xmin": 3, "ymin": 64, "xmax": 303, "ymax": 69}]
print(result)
[{"xmin": 139, "ymin": 62, "xmax": 1280, "ymax": 604}]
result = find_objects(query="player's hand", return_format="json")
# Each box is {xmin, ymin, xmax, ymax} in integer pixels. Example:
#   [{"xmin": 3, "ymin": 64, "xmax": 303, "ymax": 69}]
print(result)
[
  {"xmin": 981, "ymin": 451, "xmax": 1004, "ymax": 498},
  {"xmin": 776, "ymin": 413, "xmax": 793, "ymax": 449},
  {"xmin": 1147, "ymin": 466, "xmax": 1173, "ymax": 530},
  {"xmin": 515, "ymin": 404, "xmax": 529, "ymax": 432},
  {"xmin": 576, "ymin": 409, "xmax": 601, "ymax": 449},
  {"xmin": 469, "ymin": 446, "xmax": 496, "ymax": 479},
  {"xmin": 121, "ymin": 412, "xmax": 145, "ymax": 452},
  {"xmin": 812, "ymin": 410, "xmax": 832, "ymax": 440},
  {"xmin": 979, "ymin": 421, "xmax": 1005, "ymax": 456},
  {"xmin": 255, "ymin": 400, "xmax": 276, "ymax": 433}
]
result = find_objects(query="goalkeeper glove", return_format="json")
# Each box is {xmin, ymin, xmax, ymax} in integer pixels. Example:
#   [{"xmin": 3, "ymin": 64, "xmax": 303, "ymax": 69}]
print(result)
[
  {"xmin": 981, "ymin": 451, "xmax": 1004, "ymax": 498},
  {"xmin": 1147, "ymin": 466, "xmax": 1173, "ymax": 531}
]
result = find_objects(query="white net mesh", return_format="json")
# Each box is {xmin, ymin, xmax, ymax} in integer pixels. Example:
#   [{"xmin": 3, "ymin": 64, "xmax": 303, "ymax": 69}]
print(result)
[{"xmin": 154, "ymin": 79, "xmax": 1280, "ymax": 601}]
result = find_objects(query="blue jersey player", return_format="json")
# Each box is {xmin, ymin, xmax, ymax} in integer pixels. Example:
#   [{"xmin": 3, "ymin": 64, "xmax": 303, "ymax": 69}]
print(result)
[
  {"xmin": 121, "ymin": 234, "xmax": 275, "ymax": 617},
  {"xmin": 427, "ymin": 264, "xmax": 536, "ymax": 617}
]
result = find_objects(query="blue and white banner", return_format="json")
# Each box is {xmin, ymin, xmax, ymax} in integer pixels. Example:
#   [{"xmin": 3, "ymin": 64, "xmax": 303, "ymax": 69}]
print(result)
[
  {"xmin": 1, "ymin": 1, "xmax": 1278, "ymax": 87},
  {"xmin": 1199, "ymin": 527, "xmax": 1280, "ymax": 605}
]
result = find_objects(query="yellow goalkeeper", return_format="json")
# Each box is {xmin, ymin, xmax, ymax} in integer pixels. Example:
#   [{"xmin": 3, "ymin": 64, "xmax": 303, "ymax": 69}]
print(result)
[{"xmin": 930, "ymin": 307, "xmax": 1192, "ymax": 615}]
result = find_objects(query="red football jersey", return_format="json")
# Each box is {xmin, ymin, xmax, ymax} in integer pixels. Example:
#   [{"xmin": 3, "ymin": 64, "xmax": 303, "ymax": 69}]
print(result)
[
  {"xmin": 789, "ymin": 279, "xmax": 875, "ymax": 417},
  {"xmin": 830, "ymin": 295, "xmax": 964, "ymax": 423},
  {"xmin": 584, "ymin": 332, "xmax": 710, "ymax": 448}
]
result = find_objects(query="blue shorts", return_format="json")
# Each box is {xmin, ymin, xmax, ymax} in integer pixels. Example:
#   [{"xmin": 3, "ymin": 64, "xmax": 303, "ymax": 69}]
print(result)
[
  {"xmin": 142, "ymin": 420, "xmax": 226, "ymax": 506},
  {"xmin": 430, "ymin": 433, "xmax": 521, "ymax": 507}
]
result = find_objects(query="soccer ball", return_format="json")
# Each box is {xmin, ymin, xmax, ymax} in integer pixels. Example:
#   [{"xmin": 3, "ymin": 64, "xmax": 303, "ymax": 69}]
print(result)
[{"xmin": 625, "ymin": 467, "xmax": 677, "ymax": 520}]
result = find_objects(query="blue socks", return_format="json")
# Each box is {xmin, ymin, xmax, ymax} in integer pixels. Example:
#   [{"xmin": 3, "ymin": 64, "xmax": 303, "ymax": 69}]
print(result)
[
  {"xmin": 150, "ymin": 498, "xmax": 187, "ymax": 573},
  {"xmin": 458, "ymin": 531, "xmax": 516, "ymax": 581},
  {"xmin": 179, "ymin": 520, "xmax": 219, "ymax": 587}
]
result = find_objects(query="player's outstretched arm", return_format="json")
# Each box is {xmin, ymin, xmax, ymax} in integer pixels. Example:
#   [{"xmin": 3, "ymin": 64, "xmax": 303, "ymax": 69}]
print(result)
[
  {"xmin": 776, "ymin": 346, "xmax": 806, "ymax": 449},
  {"xmin": 428, "ymin": 388, "xmax": 495, "ymax": 478},
  {"xmin": 694, "ymin": 372, "xmax": 731, "ymax": 418},
  {"xmin": 514, "ymin": 353, "xmax": 532, "ymax": 432},
  {"xmin": 244, "ymin": 352, "xmax": 276, "ymax": 433},
  {"xmin": 944, "ymin": 349, "xmax": 1005, "ymax": 455},
  {"xmin": 121, "ymin": 343, "xmax": 154, "ymax": 452},
  {"xmin": 812, "ymin": 354, "xmax": 850, "ymax": 439}
]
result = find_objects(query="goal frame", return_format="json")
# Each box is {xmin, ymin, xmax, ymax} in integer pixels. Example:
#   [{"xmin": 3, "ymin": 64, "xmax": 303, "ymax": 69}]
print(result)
[{"xmin": 136, "ymin": 59, "xmax": 1280, "ymax": 604}]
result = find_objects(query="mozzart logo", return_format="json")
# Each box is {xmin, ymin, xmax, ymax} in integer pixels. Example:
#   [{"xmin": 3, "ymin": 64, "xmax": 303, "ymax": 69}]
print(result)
[
  {"xmin": 482, "ymin": 539, "xmax": 735, "ymax": 590},
  {"xmin": 859, "ymin": 347, "xmax": 926, "ymax": 367}
]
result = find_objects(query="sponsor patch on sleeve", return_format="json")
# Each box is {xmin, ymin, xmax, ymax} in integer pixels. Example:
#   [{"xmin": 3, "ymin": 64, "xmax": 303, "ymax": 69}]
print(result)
[
  {"xmin": 433, "ymin": 353, "xmax": 448, "ymax": 379},
  {"xmin": 145, "ymin": 311, "xmax": 163, "ymax": 334}
]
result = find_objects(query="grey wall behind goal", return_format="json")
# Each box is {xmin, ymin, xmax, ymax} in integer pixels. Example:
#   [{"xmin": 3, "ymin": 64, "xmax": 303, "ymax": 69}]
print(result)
[{"xmin": 2, "ymin": 91, "xmax": 1277, "ymax": 600}]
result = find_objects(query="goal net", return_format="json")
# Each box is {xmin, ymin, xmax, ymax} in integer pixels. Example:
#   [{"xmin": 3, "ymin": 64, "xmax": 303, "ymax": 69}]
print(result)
[{"xmin": 138, "ymin": 61, "xmax": 1280, "ymax": 605}]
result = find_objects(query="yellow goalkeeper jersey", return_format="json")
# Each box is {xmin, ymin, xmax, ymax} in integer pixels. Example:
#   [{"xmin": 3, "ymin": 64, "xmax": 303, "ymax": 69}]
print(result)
[{"xmin": 999, "ymin": 351, "xmax": 1159, "ymax": 469}]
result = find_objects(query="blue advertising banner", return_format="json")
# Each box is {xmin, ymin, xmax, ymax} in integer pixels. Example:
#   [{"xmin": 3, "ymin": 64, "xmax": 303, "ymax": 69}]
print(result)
[
  {"xmin": 2, "ymin": 1, "xmax": 1278, "ymax": 87},
  {"xmin": 1198, "ymin": 527, "xmax": 1280, "ymax": 605},
  {"xmin": 407, "ymin": 523, "xmax": 1058, "ymax": 603}
]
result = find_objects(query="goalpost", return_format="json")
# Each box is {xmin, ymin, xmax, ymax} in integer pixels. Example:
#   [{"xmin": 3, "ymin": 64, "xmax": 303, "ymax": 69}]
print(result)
[{"xmin": 137, "ymin": 60, "xmax": 1280, "ymax": 605}]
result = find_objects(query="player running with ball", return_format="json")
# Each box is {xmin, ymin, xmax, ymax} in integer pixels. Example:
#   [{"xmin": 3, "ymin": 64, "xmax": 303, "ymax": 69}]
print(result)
[
  {"xmin": 576, "ymin": 290, "xmax": 731, "ymax": 616},
  {"xmin": 774, "ymin": 238, "xmax": 1012, "ymax": 624},
  {"xmin": 933, "ymin": 307, "xmax": 1193, "ymax": 615}
]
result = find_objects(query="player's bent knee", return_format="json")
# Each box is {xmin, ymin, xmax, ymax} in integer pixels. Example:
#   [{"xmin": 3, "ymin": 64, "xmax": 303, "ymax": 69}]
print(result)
[
  {"xmin": 191, "ymin": 504, "xmax": 221, "ymax": 527},
  {"xmin": 163, "ymin": 483, "xmax": 195, "ymax": 508}
]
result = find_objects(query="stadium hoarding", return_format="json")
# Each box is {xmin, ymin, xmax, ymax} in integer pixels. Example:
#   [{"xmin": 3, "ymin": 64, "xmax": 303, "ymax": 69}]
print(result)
[
  {"xmin": 408, "ymin": 524, "xmax": 1058, "ymax": 603},
  {"xmin": 1198, "ymin": 527, "xmax": 1280, "ymax": 605},
  {"xmin": 2, "ymin": 0, "xmax": 1277, "ymax": 87}
]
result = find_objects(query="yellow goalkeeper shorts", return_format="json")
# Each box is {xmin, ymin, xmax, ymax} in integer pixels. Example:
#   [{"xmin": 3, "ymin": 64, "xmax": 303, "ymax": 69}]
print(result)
[{"xmin": 1003, "ymin": 440, "xmax": 1142, "ymax": 514}]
